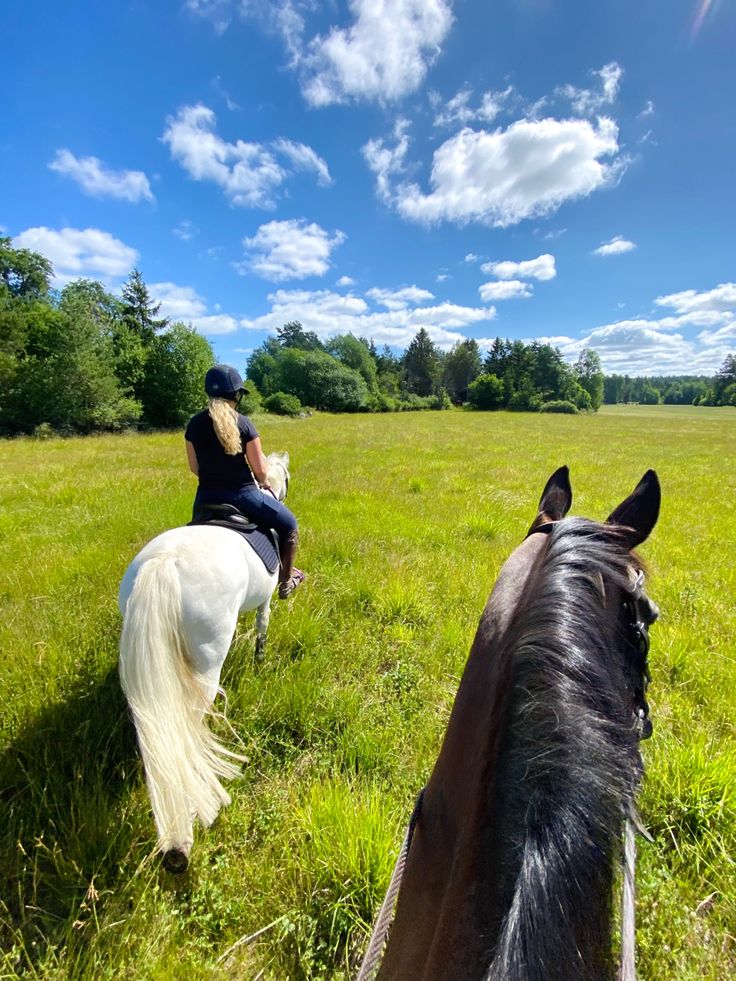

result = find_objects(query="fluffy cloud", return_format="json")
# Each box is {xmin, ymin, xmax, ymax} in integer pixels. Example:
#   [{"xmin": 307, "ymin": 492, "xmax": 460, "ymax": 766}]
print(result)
[
  {"xmin": 14, "ymin": 226, "xmax": 138, "ymax": 285},
  {"xmin": 479, "ymin": 279, "xmax": 533, "ymax": 301},
  {"xmin": 557, "ymin": 62, "xmax": 623, "ymax": 116},
  {"xmin": 655, "ymin": 283, "xmax": 736, "ymax": 315},
  {"xmin": 481, "ymin": 254, "xmax": 556, "ymax": 281},
  {"xmin": 162, "ymin": 104, "xmax": 331, "ymax": 207},
  {"xmin": 366, "ymin": 116, "xmax": 623, "ymax": 227},
  {"xmin": 578, "ymin": 321, "xmax": 728, "ymax": 375},
  {"xmin": 366, "ymin": 285, "xmax": 435, "ymax": 310},
  {"xmin": 593, "ymin": 235, "xmax": 636, "ymax": 257},
  {"xmin": 152, "ymin": 281, "xmax": 238, "ymax": 334},
  {"xmin": 544, "ymin": 280, "xmax": 736, "ymax": 375},
  {"xmin": 240, "ymin": 219, "xmax": 346, "ymax": 281},
  {"xmin": 240, "ymin": 286, "xmax": 495, "ymax": 349},
  {"xmin": 49, "ymin": 149, "xmax": 154, "ymax": 203},
  {"xmin": 336, "ymin": 275, "xmax": 356, "ymax": 287},
  {"xmin": 299, "ymin": 0, "xmax": 454, "ymax": 106}
]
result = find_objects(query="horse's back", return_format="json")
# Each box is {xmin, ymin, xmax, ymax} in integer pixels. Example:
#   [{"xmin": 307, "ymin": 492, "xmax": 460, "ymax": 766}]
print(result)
[{"xmin": 118, "ymin": 525, "xmax": 275, "ymax": 617}]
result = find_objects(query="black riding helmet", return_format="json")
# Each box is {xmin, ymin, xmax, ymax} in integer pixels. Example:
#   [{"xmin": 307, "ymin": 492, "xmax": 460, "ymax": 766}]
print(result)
[{"xmin": 204, "ymin": 364, "xmax": 249, "ymax": 401}]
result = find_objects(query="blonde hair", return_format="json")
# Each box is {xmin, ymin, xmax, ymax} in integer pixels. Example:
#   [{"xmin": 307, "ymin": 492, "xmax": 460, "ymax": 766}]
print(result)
[{"xmin": 208, "ymin": 398, "xmax": 242, "ymax": 455}]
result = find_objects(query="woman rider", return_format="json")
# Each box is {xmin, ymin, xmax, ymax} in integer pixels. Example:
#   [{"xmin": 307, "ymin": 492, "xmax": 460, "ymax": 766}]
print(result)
[{"xmin": 185, "ymin": 364, "xmax": 305, "ymax": 599}]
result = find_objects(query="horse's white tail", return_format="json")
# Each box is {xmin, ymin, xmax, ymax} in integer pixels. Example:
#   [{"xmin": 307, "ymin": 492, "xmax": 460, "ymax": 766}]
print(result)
[{"xmin": 119, "ymin": 553, "xmax": 241, "ymax": 852}]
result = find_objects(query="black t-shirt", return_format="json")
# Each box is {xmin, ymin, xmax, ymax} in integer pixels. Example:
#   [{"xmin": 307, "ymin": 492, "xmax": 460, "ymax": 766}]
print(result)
[{"xmin": 185, "ymin": 409, "xmax": 259, "ymax": 490}]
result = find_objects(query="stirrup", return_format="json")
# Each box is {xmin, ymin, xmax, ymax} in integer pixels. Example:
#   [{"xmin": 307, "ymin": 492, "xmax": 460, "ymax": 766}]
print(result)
[{"xmin": 279, "ymin": 568, "xmax": 305, "ymax": 599}]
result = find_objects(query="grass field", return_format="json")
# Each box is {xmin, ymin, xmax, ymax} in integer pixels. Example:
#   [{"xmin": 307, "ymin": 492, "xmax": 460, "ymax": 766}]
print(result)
[{"xmin": 1, "ymin": 405, "xmax": 735, "ymax": 979}]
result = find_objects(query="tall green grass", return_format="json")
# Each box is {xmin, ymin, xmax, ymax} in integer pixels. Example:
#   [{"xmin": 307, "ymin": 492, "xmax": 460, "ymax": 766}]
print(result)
[{"xmin": 1, "ymin": 406, "xmax": 734, "ymax": 978}]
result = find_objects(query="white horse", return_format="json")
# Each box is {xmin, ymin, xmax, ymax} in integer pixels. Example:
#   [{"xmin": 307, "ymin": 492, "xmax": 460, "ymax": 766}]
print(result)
[{"xmin": 118, "ymin": 452, "xmax": 290, "ymax": 873}]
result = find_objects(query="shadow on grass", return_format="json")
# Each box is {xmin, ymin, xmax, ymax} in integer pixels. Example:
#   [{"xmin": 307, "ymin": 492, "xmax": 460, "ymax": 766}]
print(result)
[{"xmin": 0, "ymin": 662, "xmax": 140, "ymax": 962}]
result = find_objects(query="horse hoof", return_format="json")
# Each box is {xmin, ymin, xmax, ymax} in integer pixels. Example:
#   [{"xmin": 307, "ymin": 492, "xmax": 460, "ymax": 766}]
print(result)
[
  {"xmin": 162, "ymin": 846, "xmax": 190, "ymax": 874},
  {"xmin": 255, "ymin": 638, "xmax": 266, "ymax": 663}
]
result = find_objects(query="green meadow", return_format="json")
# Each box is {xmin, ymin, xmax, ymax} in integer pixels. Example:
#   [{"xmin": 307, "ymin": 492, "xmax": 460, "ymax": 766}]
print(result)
[{"xmin": 1, "ymin": 405, "xmax": 735, "ymax": 979}]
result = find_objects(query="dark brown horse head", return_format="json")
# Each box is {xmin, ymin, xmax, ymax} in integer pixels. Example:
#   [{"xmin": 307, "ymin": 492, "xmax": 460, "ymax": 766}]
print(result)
[{"xmin": 376, "ymin": 469, "xmax": 660, "ymax": 981}]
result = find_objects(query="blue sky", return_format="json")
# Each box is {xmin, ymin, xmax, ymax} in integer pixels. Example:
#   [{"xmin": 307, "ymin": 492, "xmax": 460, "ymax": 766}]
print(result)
[{"xmin": 4, "ymin": 0, "xmax": 735, "ymax": 375}]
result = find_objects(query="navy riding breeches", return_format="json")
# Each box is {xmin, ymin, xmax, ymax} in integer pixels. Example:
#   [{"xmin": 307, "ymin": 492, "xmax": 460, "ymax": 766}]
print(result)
[{"xmin": 193, "ymin": 485, "xmax": 298, "ymax": 538}]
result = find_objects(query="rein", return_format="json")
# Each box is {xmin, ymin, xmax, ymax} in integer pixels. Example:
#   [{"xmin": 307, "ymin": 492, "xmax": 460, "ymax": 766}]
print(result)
[
  {"xmin": 355, "ymin": 789, "xmax": 424, "ymax": 981},
  {"xmin": 355, "ymin": 550, "xmax": 655, "ymax": 981}
]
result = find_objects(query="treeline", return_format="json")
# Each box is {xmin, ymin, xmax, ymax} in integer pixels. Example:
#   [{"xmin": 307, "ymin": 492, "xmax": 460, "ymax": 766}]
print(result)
[
  {"xmin": 604, "ymin": 361, "xmax": 735, "ymax": 406},
  {"xmin": 1, "ymin": 237, "xmax": 213, "ymax": 435},
  {"xmin": 248, "ymin": 325, "xmax": 605, "ymax": 414}
]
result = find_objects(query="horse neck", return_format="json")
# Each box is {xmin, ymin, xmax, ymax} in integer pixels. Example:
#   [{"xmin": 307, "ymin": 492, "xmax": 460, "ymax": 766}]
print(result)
[{"xmin": 381, "ymin": 522, "xmax": 640, "ymax": 981}]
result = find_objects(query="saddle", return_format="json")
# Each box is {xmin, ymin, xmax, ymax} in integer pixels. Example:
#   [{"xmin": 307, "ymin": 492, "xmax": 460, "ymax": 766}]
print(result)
[{"xmin": 189, "ymin": 503, "xmax": 280, "ymax": 575}]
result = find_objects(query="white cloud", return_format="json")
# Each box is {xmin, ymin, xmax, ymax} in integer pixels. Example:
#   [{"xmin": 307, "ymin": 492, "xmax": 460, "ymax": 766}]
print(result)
[
  {"xmin": 575, "ymin": 320, "xmax": 726, "ymax": 375},
  {"xmin": 192, "ymin": 313, "xmax": 239, "ymax": 334},
  {"xmin": 557, "ymin": 62, "xmax": 623, "ymax": 116},
  {"xmin": 432, "ymin": 85, "xmax": 515, "ymax": 128},
  {"xmin": 152, "ymin": 282, "xmax": 207, "ymax": 320},
  {"xmin": 593, "ymin": 235, "xmax": 637, "ymax": 257},
  {"xmin": 655, "ymin": 283, "xmax": 736, "ymax": 315},
  {"xmin": 638, "ymin": 100, "xmax": 655, "ymax": 118},
  {"xmin": 48, "ymin": 149, "xmax": 154, "ymax": 203},
  {"xmin": 14, "ymin": 226, "xmax": 138, "ymax": 285},
  {"xmin": 162, "ymin": 103, "xmax": 331, "ymax": 207},
  {"xmin": 481, "ymin": 254, "xmax": 556, "ymax": 281},
  {"xmin": 172, "ymin": 219, "xmax": 198, "ymax": 241},
  {"xmin": 542, "ymin": 227, "xmax": 567, "ymax": 240},
  {"xmin": 479, "ymin": 279, "xmax": 533, "ymax": 301},
  {"xmin": 366, "ymin": 116, "xmax": 623, "ymax": 227},
  {"xmin": 152, "ymin": 281, "xmax": 238, "ymax": 334},
  {"xmin": 240, "ymin": 219, "xmax": 345, "ymax": 281},
  {"xmin": 240, "ymin": 286, "xmax": 495, "ymax": 350},
  {"xmin": 336, "ymin": 275, "xmax": 356, "ymax": 287},
  {"xmin": 272, "ymin": 138, "xmax": 333, "ymax": 186},
  {"xmin": 362, "ymin": 119, "xmax": 411, "ymax": 204},
  {"xmin": 464, "ymin": 253, "xmax": 479, "ymax": 263},
  {"xmin": 697, "ymin": 321, "xmax": 736, "ymax": 346},
  {"xmin": 545, "ymin": 280, "xmax": 736, "ymax": 375},
  {"xmin": 366, "ymin": 285, "xmax": 435, "ymax": 310},
  {"xmin": 299, "ymin": 0, "xmax": 454, "ymax": 106}
]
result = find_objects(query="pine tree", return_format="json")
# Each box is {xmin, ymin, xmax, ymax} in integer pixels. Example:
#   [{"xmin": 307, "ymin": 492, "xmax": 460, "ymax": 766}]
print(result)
[
  {"xmin": 403, "ymin": 328, "xmax": 440, "ymax": 396},
  {"xmin": 120, "ymin": 269, "xmax": 168, "ymax": 345}
]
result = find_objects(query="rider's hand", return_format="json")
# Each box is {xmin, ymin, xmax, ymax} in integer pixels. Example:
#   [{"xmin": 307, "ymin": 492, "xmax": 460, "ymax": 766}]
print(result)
[{"xmin": 260, "ymin": 481, "xmax": 273, "ymax": 492}]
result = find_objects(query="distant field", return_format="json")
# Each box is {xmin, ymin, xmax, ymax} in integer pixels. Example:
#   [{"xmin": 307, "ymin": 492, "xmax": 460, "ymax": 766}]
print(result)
[{"xmin": 1, "ymin": 405, "xmax": 735, "ymax": 979}]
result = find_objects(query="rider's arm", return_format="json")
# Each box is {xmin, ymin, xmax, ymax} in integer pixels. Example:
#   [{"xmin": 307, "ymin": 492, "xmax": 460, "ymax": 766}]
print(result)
[
  {"xmin": 185, "ymin": 440, "xmax": 199, "ymax": 476},
  {"xmin": 245, "ymin": 437, "xmax": 272, "ymax": 490}
]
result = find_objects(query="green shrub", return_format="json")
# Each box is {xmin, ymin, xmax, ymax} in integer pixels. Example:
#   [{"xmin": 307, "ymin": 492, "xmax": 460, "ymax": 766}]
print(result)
[
  {"xmin": 240, "ymin": 382, "xmax": 262, "ymax": 416},
  {"xmin": 368, "ymin": 392, "xmax": 397, "ymax": 413},
  {"xmin": 540, "ymin": 400, "xmax": 579, "ymax": 414},
  {"xmin": 429, "ymin": 388, "xmax": 452, "ymax": 410},
  {"xmin": 467, "ymin": 374, "xmax": 505, "ymax": 410},
  {"xmin": 263, "ymin": 391, "xmax": 303, "ymax": 416},
  {"xmin": 508, "ymin": 388, "xmax": 541, "ymax": 412}
]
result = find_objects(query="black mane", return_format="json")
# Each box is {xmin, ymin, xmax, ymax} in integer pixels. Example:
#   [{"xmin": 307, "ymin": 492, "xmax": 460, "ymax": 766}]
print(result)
[{"xmin": 486, "ymin": 517, "xmax": 644, "ymax": 980}]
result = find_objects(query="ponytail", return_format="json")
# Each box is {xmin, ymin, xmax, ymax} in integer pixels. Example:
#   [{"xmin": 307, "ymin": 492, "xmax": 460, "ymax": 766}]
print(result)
[{"xmin": 208, "ymin": 398, "xmax": 242, "ymax": 455}]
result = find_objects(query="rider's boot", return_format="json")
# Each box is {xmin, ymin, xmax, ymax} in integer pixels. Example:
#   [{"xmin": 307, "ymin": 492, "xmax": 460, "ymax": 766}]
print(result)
[{"xmin": 278, "ymin": 529, "xmax": 305, "ymax": 599}]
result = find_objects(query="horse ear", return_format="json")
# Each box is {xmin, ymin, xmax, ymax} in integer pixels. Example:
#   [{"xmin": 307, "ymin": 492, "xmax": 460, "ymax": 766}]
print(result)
[
  {"xmin": 538, "ymin": 466, "xmax": 573, "ymax": 521},
  {"xmin": 528, "ymin": 466, "xmax": 572, "ymax": 533},
  {"xmin": 606, "ymin": 470, "xmax": 661, "ymax": 547}
]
